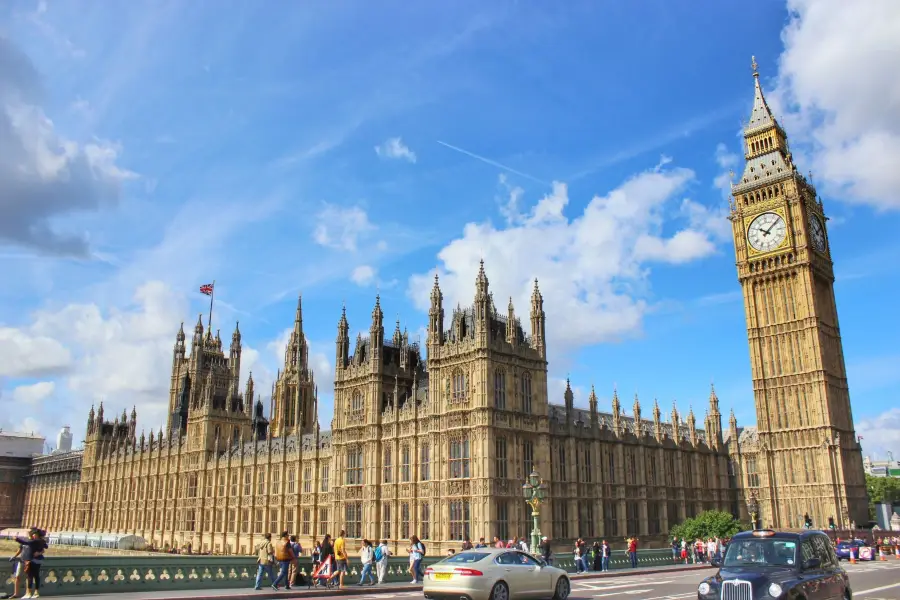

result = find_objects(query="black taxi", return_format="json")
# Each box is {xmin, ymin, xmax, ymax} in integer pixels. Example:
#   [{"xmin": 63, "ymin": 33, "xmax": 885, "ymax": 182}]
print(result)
[{"xmin": 697, "ymin": 529, "xmax": 851, "ymax": 600}]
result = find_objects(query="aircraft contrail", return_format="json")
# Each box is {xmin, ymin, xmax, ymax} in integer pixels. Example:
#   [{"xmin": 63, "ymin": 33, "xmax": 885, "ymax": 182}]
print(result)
[{"xmin": 436, "ymin": 140, "xmax": 550, "ymax": 186}]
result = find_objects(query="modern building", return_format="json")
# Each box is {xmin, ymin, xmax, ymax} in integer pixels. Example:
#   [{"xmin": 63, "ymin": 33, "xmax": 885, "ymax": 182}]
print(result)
[
  {"xmin": 0, "ymin": 431, "xmax": 45, "ymax": 529},
  {"xmin": 864, "ymin": 456, "xmax": 900, "ymax": 478},
  {"xmin": 20, "ymin": 59, "xmax": 869, "ymax": 550}
]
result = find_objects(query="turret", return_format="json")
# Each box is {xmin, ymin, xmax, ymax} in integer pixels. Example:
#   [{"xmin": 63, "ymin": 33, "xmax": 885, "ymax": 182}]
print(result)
[
  {"xmin": 336, "ymin": 304, "xmax": 350, "ymax": 369},
  {"xmin": 192, "ymin": 314, "xmax": 204, "ymax": 347},
  {"xmin": 393, "ymin": 318, "xmax": 403, "ymax": 346},
  {"xmin": 245, "ymin": 372, "xmax": 255, "ymax": 416},
  {"xmin": 612, "ymin": 388, "xmax": 622, "ymax": 435},
  {"xmin": 530, "ymin": 278, "xmax": 546, "ymax": 359},
  {"xmin": 633, "ymin": 393, "xmax": 642, "ymax": 431},
  {"xmin": 707, "ymin": 383, "xmax": 723, "ymax": 448},
  {"xmin": 671, "ymin": 402, "xmax": 681, "ymax": 440},
  {"xmin": 653, "ymin": 399, "xmax": 663, "ymax": 441},
  {"xmin": 564, "ymin": 378, "xmax": 574, "ymax": 414},
  {"xmin": 506, "ymin": 297, "xmax": 517, "ymax": 346},
  {"xmin": 370, "ymin": 295, "xmax": 384, "ymax": 370},
  {"xmin": 474, "ymin": 260, "xmax": 490, "ymax": 343},
  {"xmin": 729, "ymin": 409, "xmax": 739, "ymax": 448},
  {"xmin": 688, "ymin": 406, "xmax": 698, "ymax": 446},
  {"xmin": 230, "ymin": 322, "xmax": 242, "ymax": 380},
  {"xmin": 87, "ymin": 405, "xmax": 95, "ymax": 437},
  {"xmin": 428, "ymin": 274, "xmax": 444, "ymax": 348},
  {"xmin": 174, "ymin": 322, "xmax": 186, "ymax": 361},
  {"xmin": 588, "ymin": 385, "xmax": 598, "ymax": 428}
]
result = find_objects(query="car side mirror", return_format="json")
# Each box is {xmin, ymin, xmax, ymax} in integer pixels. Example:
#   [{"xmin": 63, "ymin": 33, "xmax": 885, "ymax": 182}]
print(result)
[
  {"xmin": 803, "ymin": 558, "xmax": 821, "ymax": 570},
  {"xmin": 710, "ymin": 558, "xmax": 721, "ymax": 568}
]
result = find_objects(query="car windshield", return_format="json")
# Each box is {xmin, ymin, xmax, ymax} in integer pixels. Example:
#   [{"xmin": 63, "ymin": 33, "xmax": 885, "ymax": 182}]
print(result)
[
  {"xmin": 440, "ymin": 552, "xmax": 491, "ymax": 564},
  {"xmin": 723, "ymin": 539, "xmax": 797, "ymax": 568}
]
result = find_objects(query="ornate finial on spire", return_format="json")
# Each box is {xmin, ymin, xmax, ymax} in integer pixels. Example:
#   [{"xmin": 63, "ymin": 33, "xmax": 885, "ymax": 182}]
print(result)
[{"xmin": 751, "ymin": 55, "xmax": 759, "ymax": 77}]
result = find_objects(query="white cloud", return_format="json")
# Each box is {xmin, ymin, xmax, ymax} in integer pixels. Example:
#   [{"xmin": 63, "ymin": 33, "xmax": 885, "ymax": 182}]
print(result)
[
  {"xmin": 11, "ymin": 381, "xmax": 56, "ymax": 405},
  {"xmin": 351, "ymin": 265, "xmax": 377, "ymax": 286},
  {"xmin": 857, "ymin": 408, "xmax": 900, "ymax": 460},
  {"xmin": 312, "ymin": 204, "xmax": 375, "ymax": 251},
  {"xmin": 0, "ymin": 38, "xmax": 135, "ymax": 256},
  {"xmin": 408, "ymin": 162, "xmax": 721, "ymax": 352},
  {"xmin": 771, "ymin": 0, "xmax": 900, "ymax": 209},
  {"xmin": 0, "ymin": 327, "xmax": 72, "ymax": 377},
  {"xmin": 374, "ymin": 137, "xmax": 417, "ymax": 163},
  {"xmin": 712, "ymin": 142, "xmax": 739, "ymax": 196}
]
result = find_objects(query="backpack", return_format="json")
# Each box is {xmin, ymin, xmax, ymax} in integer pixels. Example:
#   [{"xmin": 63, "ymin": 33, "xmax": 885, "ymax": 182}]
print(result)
[
  {"xmin": 373, "ymin": 546, "xmax": 383, "ymax": 562},
  {"xmin": 418, "ymin": 542, "xmax": 426, "ymax": 556}
]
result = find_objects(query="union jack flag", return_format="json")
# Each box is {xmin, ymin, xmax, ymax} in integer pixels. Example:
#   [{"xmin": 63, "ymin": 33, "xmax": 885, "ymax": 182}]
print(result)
[{"xmin": 199, "ymin": 283, "xmax": 214, "ymax": 296}]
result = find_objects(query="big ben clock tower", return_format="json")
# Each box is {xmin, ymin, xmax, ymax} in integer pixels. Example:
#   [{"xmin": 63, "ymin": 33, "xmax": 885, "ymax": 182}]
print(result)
[{"xmin": 729, "ymin": 58, "xmax": 868, "ymax": 529}]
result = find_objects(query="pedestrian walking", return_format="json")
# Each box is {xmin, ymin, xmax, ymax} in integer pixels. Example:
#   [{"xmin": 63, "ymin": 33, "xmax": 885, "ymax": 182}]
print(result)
[
  {"xmin": 375, "ymin": 539, "xmax": 391, "ymax": 584},
  {"xmin": 253, "ymin": 533, "xmax": 275, "ymax": 590},
  {"xmin": 357, "ymin": 539, "xmax": 376, "ymax": 586}
]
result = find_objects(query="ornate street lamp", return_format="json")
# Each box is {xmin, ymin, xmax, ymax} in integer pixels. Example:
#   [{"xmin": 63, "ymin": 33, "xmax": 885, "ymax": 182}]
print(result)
[
  {"xmin": 522, "ymin": 469, "xmax": 548, "ymax": 554},
  {"xmin": 747, "ymin": 493, "xmax": 760, "ymax": 531}
]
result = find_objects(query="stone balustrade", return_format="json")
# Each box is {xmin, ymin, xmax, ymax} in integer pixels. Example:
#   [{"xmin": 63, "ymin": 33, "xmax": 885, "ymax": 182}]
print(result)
[{"xmin": 4, "ymin": 548, "xmax": 677, "ymax": 596}]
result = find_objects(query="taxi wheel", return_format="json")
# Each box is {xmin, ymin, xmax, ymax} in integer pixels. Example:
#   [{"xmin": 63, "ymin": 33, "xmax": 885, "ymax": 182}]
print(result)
[
  {"xmin": 489, "ymin": 581, "xmax": 509, "ymax": 600},
  {"xmin": 552, "ymin": 576, "xmax": 570, "ymax": 600}
]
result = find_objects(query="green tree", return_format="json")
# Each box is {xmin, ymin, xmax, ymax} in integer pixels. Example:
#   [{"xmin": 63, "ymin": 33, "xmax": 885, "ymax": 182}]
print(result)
[
  {"xmin": 866, "ymin": 474, "xmax": 900, "ymax": 521},
  {"xmin": 670, "ymin": 510, "xmax": 746, "ymax": 542}
]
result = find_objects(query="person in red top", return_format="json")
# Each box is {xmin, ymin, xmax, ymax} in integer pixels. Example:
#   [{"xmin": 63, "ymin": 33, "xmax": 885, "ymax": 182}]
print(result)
[{"xmin": 626, "ymin": 537, "xmax": 639, "ymax": 568}]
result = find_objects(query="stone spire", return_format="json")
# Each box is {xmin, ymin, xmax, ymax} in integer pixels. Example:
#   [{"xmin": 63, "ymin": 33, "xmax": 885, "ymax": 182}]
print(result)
[
  {"xmin": 506, "ymin": 297, "xmax": 517, "ymax": 346},
  {"xmin": 612, "ymin": 387, "xmax": 622, "ymax": 435},
  {"xmin": 336, "ymin": 304, "xmax": 349, "ymax": 369},
  {"xmin": 428, "ymin": 273, "xmax": 444, "ymax": 347},
  {"xmin": 633, "ymin": 392, "xmax": 642, "ymax": 425},
  {"xmin": 530, "ymin": 278, "xmax": 546, "ymax": 358},
  {"xmin": 671, "ymin": 402, "xmax": 681, "ymax": 440},
  {"xmin": 746, "ymin": 56, "xmax": 777, "ymax": 132},
  {"xmin": 564, "ymin": 378, "xmax": 574, "ymax": 413},
  {"xmin": 687, "ymin": 406, "xmax": 698, "ymax": 446},
  {"xmin": 653, "ymin": 399, "xmax": 663, "ymax": 441},
  {"xmin": 588, "ymin": 385, "xmax": 598, "ymax": 427}
]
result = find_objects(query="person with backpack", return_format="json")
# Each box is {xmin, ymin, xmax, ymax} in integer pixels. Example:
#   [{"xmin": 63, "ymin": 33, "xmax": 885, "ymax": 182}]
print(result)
[
  {"xmin": 408, "ymin": 535, "xmax": 425, "ymax": 584},
  {"xmin": 357, "ymin": 539, "xmax": 376, "ymax": 586},
  {"xmin": 271, "ymin": 531, "xmax": 295, "ymax": 590},
  {"xmin": 375, "ymin": 539, "xmax": 391, "ymax": 584}
]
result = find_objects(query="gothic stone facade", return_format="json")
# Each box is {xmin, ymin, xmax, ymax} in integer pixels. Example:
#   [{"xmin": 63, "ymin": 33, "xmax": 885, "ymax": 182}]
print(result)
[
  {"xmin": 22, "ymin": 63, "xmax": 868, "ymax": 549},
  {"xmin": 21, "ymin": 266, "xmax": 735, "ymax": 553},
  {"xmin": 725, "ymin": 61, "xmax": 868, "ymax": 530}
]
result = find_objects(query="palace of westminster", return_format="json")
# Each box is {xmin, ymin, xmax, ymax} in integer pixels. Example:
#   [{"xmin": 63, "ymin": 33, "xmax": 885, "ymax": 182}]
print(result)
[{"xmin": 18, "ymin": 63, "xmax": 870, "ymax": 553}]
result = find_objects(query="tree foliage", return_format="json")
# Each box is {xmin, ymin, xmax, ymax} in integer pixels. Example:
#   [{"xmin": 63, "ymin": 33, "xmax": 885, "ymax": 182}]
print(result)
[
  {"xmin": 866, "ymin": 474, "xmax": 900, "ymax": 521},
  {"xmin": 670, "ymin": 510, "xmax": 746, "ymax": 541}
]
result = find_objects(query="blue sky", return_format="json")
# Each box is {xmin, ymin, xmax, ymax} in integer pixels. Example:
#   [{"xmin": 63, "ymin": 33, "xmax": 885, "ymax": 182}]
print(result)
[{"xmin": 1, "ymin": 0, "xmax": 898, "ymax": 457}]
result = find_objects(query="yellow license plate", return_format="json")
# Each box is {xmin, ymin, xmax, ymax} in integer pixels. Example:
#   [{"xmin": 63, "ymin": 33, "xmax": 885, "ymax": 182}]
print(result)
[{"xmin": 435, "ymin": 573, "xmax": 452, "ymax": 581}]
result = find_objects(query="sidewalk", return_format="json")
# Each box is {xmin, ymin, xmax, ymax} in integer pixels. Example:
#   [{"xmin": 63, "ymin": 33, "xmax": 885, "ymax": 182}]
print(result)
[{"xmin": 61, "ymin": 562, "xmax": 716, "ymax": 600}]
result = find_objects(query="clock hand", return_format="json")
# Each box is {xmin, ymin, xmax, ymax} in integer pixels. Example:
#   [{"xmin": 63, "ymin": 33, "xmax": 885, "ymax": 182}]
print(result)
[{"xmin": 763, "ymin": 222, "xmax": 777, "ymax": 235}]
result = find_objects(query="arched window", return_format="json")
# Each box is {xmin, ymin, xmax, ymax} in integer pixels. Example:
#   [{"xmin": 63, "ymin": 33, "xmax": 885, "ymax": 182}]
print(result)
[
  {"xmin": 451, "ymin": 369, "xmax": 466, "ymax": 404},
  {"xmin": 520, "ymin": 372, "xmax": 533, "ymax": 413},
  {"xmin": 351, "ymin": 390, "xmax": 363, "ymax": 412},
  {"xmin": 347, "ymin": 447, "xmax": 364, "ymax": 485},
  {"xmin": 383, "ymin": 447, "xmax": 393, "ymax": 483},
  {"xmin": 494, "ymin": 369, "xmax": 506, "ymax": 409},
  {"xmin": 232, "ymin": 426, "xmax": 240, "ymax": 446}
]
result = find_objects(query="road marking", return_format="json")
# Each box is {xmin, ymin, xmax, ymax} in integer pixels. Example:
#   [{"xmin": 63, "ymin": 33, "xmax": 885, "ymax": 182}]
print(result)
[
  {"xmin": 593, "ymin": 590, "xmax": 650, "ymax": 597},
  {"xmin": 576, "ymin": 580, "xmax": 672, "ymax": 591},
  {"xmin": 639, "ymin": 594, "xmax": 695, "ymax": 600},
  {"xmin": 856, "ymin": 582, "xmax": 900, "ymax": 596}
]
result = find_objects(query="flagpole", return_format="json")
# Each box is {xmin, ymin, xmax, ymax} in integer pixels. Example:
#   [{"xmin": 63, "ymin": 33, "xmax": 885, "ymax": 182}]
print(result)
[{"xmin": 208, "ymin": 280, "xmax": 216, "ymax": 333}]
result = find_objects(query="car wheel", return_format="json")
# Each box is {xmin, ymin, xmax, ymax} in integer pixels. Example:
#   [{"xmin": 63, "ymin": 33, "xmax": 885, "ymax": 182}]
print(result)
[
  {"xmin": 844, "ymin": 589, "xmax": 851, "ymax": 600},
  {"xmin": 489, "ymin": 581, "xmax": 510, "ymax": 600},
  {"xmin": 552, "ymin": 576, "xmax": 570, "ymax": 600}
]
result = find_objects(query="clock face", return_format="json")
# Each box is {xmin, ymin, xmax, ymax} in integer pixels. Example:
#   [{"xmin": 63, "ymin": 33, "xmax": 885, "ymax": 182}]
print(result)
[
  {"xmin": 747, "ymin": 212, "xmax": 787, "ymax": 252},
  {"xmin": 808, "ymin": 213, "xmax": 827, "ymax": 252}
]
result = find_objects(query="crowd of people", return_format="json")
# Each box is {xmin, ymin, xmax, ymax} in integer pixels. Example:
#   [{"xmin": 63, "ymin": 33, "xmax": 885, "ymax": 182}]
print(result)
[
  {"xmin": 671, "ymin": 537, "xmax": 727, "ymax": 564},
  {"xmin": 252, "ymin": 530, "xmax": 427, "ymax": 590}
]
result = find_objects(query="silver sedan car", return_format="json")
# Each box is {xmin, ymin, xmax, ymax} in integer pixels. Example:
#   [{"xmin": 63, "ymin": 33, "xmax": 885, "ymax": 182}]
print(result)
[{"xmin": 423, "ymin": 548, "xmax": 571, "ymax": 600}]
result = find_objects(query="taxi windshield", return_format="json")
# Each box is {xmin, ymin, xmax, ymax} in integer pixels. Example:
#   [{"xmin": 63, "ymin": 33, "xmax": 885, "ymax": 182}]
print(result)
[{"xmin": 723, "ymin": 538, "xmax": 797, "ymax": 568}]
